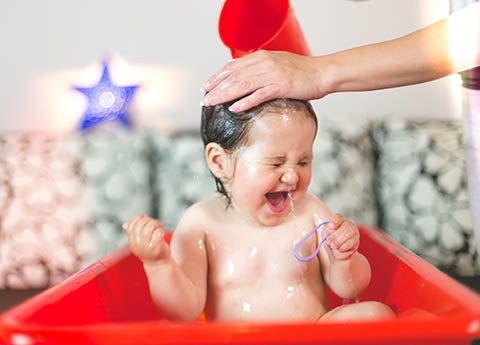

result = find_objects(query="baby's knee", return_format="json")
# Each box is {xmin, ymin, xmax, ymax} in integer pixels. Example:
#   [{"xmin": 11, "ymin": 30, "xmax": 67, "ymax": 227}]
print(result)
[
  {"xmin": 319, "ymin": 301, "xmax": 395, "ymax": 321},
  {"xmin": 364, "ymin": 301, "xmax": 396, "ymax": 319}
]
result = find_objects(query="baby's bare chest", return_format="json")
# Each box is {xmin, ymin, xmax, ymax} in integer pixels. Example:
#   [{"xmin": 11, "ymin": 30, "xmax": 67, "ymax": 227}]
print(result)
[{"xmin": 206, "ymin": 227, "xmax": 319, "ymax": 288}]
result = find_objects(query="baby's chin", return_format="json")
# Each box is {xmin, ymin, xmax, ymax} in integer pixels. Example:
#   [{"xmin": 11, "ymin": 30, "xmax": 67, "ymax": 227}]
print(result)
[
  {"xmin": 229, "ymin": 201, "xmax": 290, "ymax": 227},
  {"xmin": 258, "ymin": 216, "xmax": 288, "ymax": 227},
  {"xmin": 255, "ymin": 205, "xmax": 293, "ymax": 227}
]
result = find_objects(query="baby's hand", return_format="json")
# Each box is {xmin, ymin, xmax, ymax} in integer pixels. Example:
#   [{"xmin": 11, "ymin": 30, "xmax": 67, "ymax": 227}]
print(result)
[
  {"xmin": 322, "ymin": 213, "xmax": 359, "ymax": 260},
  {"xmin": 122, "ymin": 214, "xmax": 170, "ymax": 264}
]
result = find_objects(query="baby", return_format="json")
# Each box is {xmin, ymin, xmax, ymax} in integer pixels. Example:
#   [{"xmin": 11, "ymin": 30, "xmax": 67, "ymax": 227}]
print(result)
[{"xmin": 123, "ymin": 99, "xmax": 395, "ymax": 322}]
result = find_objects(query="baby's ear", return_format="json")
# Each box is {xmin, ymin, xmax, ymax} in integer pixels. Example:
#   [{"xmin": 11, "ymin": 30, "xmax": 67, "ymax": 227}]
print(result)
[{"xmin": 205, "ymin": 143, "xmax": 233, "ymax": 180}]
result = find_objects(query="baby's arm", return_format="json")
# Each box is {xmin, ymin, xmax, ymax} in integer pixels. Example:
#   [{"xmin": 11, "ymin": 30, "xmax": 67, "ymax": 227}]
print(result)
[
  {"xmin": 123, "ymin": 209, "xmax": 207, "ymax": 321},
  {"xmin": 318, "ymin": 214, "xmax": 371, "ymax": 299}
]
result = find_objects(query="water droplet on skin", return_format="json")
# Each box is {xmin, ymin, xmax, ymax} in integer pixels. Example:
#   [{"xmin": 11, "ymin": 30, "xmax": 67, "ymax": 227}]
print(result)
[
  {"xmin": 227, "ymin": 260, "xmax": 234, "ymax": 277},
  {"xmin": 242, "ymin": 302, "xmax": 251, "ymax": 313},
  {"xmin": 248, "ymin": 247, "xmax": 258, "ymax": 259},
  {"xmin": 288, "ymin": 192, "xmax": 295, "ymax": 218}
]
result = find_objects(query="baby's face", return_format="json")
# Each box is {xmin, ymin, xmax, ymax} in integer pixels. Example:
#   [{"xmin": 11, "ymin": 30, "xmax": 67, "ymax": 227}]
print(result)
[{"xmin": 225, "ymin": 110, "xmax": 316, "ymax": 226}]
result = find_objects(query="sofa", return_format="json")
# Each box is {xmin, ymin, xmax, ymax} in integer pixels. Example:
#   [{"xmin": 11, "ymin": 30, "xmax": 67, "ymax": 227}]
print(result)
[{"xmin": 0, "ymin": 118, "xmax": 478, "ymax": 311}]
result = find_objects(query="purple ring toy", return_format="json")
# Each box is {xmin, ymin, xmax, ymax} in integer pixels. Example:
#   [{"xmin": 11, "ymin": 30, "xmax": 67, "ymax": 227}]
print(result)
[{"xmin": 294, "ymin": 221, "xmax": 329, "ymax": 262}]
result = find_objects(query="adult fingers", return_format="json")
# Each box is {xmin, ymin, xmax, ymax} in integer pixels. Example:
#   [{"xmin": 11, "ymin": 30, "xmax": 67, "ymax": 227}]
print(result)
[
  {"xmin": 229, "ymin": 85, "xmax": 281, "ymax": 112},
  {"xmin": 202, "ymin": 50, "xmax": 292, "ymax": 109},
  {"xmin": 202, "ymin": 67, "xmax": 274, "ymax": 108},
  {"xmin": 201, "ymin": 51, "xmax": 265, "ymax": 93}
]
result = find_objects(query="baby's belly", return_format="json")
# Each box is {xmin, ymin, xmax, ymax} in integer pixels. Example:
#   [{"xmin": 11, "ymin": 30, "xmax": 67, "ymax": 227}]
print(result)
[{"xmin": 205, "ymin": 280, "xmax": 329, "ymax": 321}]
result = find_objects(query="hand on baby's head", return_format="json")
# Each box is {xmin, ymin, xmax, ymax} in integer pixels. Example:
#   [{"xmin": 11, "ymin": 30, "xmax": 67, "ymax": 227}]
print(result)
[
  {"xmin": 323, "ymin": 213, "xmax": 360, "ymax": 261},
  {"xmin": 123, "ymin": 214, "xmax": 170, "ymax": 264}
]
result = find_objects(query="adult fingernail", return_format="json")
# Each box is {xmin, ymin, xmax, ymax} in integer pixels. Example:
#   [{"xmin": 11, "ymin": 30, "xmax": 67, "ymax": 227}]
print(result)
[
  {"xmin": 202, "ymin": 94, "xmax": 217, "ymax": 106},
  {"xmin": 201, "ymin": 81, "xmax": 210, "ymax": 91}
]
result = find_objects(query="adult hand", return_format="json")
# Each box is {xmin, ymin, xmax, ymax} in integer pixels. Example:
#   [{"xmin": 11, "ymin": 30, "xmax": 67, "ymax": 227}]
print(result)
[{"xmin": 201, "ymin": 50, "xmax": 330, "ymax": 112}]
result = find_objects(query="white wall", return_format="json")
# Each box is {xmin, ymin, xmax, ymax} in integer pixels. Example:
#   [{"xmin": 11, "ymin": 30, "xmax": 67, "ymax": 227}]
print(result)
[{"xmin": 0, "ymin": 0, "xmax": 459, "ymax": 133}]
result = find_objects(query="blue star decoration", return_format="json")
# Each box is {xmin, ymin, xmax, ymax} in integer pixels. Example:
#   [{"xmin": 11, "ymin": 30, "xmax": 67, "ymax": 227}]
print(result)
[{"xmin": 74, "ymin": 61, "xmax": 139, "ymax": 131}]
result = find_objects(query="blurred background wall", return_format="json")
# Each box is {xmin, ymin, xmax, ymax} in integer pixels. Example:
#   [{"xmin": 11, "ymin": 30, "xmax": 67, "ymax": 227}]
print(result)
[{"xmin": 0, "ymin": 0, "xmax": 458, "ymax": 133}]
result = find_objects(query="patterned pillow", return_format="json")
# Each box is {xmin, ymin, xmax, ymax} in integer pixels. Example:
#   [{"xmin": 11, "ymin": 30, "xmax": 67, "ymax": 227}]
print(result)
[
  {"xmin": 310, "ymin": 122, "xmax": 378, "ymax": 227},
  {"xmin": 0, "ymin": 128, "xmax": 152, "ymax": 289},
  {"xmin": 80, "ymin": 127, "xmax": 152, "ymax": 259},
  {"xmin": 0, "ymin": 133, "xmax": 90, "ymax": 289},
  {"xmin": 371, "ymin": 119, "xmax": 480, "ymax": 277},
  {"xmin": 150, "ymin": 131, "xmax": 215, "ymax": 230}
]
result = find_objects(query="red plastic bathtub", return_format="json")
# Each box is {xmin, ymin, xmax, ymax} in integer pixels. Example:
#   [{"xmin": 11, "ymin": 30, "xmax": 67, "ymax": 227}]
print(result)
[{"xmin": 1, "ymin": 225, "xmax": 479, "ymax": 345}]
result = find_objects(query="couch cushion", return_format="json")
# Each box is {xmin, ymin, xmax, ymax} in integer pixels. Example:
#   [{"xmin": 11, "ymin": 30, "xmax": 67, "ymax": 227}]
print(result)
[
  {"xmin": 310, "ymin": 121, "xmax": 378, "ymax": 227},
  {"xmin": 80, "ymin": 128, "xmax": 153, "ymax": 259},
  {"xmin": 372, "ymin": 119, "xmax": 480, "ymax": 277},
  {"xmin": 0, "ymin": 133, "xmax": 90, "ymax": 289},
  {"xmin": 0, "ymin": 128, "xmax": 152, "ymax": 289},
  {"xmin": 150, "ymin": 131, "xmax": 215, "ymax": 230}
]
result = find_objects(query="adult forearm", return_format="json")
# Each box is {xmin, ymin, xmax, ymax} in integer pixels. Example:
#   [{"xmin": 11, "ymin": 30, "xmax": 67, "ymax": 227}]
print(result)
[
  {"xmin": 326, "ymin": 2, "xmax": 479, "ymax": 94},
  {"xmin": 144, "ymin": 260, "xmax": 204, "ymax": 321}
]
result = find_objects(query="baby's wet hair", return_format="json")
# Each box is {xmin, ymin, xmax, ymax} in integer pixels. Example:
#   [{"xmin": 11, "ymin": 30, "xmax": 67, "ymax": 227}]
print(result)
[{"xmin": 201, "ymin": 98, "xmax": 317, "ymax": 204}]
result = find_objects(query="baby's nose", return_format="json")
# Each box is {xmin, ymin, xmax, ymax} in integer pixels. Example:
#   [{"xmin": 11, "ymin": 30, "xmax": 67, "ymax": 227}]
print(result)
[{"xmin": 280, "ymin": 168, "xmax": 299, "ymax": 185}]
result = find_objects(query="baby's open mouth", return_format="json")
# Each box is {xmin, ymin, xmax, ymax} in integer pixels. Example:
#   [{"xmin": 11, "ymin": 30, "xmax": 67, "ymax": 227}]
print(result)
[{"xmin": 265, "ymin": 191, "xmax": 289, "ymax": 213}]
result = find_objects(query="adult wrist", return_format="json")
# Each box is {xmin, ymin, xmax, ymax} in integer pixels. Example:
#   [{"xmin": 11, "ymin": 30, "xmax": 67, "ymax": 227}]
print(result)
[{"xmin": 316, "ymin": 55, "xmax": 341, "ymax": 97}]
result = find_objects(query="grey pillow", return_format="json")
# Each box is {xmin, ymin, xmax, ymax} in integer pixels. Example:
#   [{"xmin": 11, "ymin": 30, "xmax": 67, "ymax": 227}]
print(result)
[
  {"xmin": 80, "ymin": 128, "xmax": 152, "ymax": 259},
  {"xmin": 310, "ymin": 122, "xmax": 378, "ymax": 227},
  {"xmin": 372, "ymin": 119, "xmax": 480, "ymax": 277},
  {"xmin": 150, "ymin": 131, "xmax": 214, "ymax": 230}
]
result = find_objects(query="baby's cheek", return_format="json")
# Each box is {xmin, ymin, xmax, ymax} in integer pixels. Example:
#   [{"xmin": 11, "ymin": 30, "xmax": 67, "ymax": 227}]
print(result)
[
  {"xmin": 300, "ymin": 171, "xmax": 312, "ymax": 190},
  {"xmin": 236, "ymin": 182, "xmax": 266, "ymax": 204}
]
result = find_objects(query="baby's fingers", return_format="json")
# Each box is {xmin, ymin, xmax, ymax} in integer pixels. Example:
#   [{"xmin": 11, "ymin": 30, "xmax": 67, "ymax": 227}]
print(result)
[
  {"xmin": 147, "ymin": 222, "xmax": 165, "ymax": 246},
  {"xmin": 327, "ymin": 213, "xmax": 345, "ymax": 231},
  {"xmin": 336, "ymin": 236, "xmax": 359, "ymax": 253},
  {"xmin": 146, "ymin": 228, "xmax": 170, "ymax": 262},
  {"xmin": 327, "ymin": 228, "xmax": 354, "ymax": 250},
  {"xmin": 123, "ymin": 214, "xmax": 147, "ymax": 232},
  {"xmin": 327, "ymin": 219, "xmax": 358, "ymax": 249}
]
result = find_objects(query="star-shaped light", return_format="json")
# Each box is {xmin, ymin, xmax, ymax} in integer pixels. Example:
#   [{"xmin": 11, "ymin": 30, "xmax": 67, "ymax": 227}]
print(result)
[{"xmin": 74, "ymin": 61, "xmax": 139, "ymax": 131}]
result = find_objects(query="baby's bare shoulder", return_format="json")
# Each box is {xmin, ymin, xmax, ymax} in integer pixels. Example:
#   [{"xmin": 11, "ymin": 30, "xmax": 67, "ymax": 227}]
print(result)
[
  {"xmin": 302, "ymin": 193, "xmax": 329, "ymax": 210},
  {"xmin": 174, "ymin": 194, "xmax": 225, "ymax": 235},
  {"xmin": 301, "ymin": 193, "xmax": 332, "ymax": 220}
]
